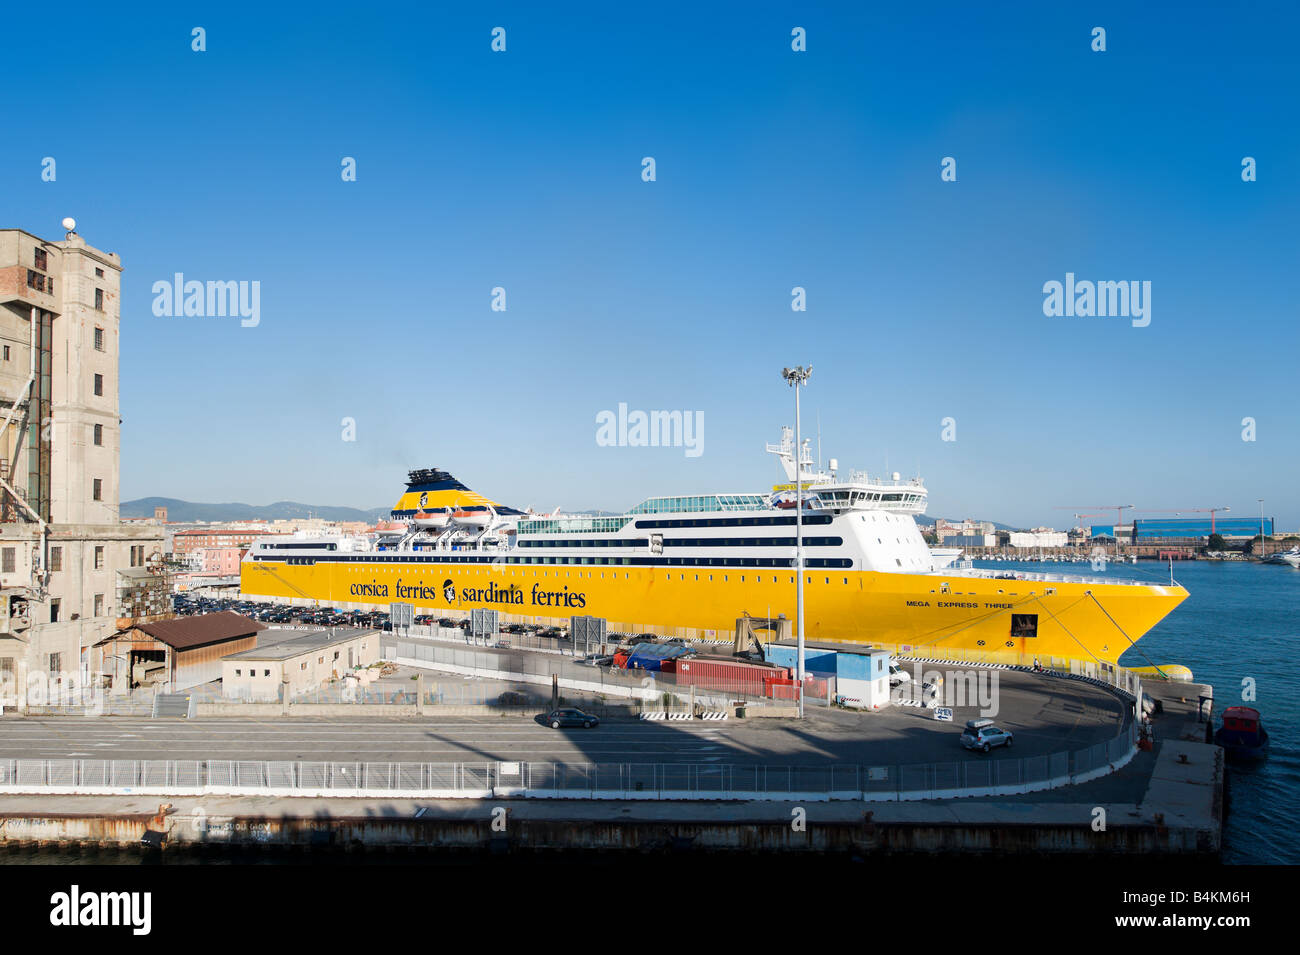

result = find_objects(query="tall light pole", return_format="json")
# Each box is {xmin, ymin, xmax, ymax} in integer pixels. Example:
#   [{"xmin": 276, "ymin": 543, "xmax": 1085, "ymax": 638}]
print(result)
[
  {"xmin": 782, "ymin": 365, "xmax": 812, "ymax": 717},
  {"xmin": 1259, "ymin": 499, "xmax": 1265, "ymax": 558}
]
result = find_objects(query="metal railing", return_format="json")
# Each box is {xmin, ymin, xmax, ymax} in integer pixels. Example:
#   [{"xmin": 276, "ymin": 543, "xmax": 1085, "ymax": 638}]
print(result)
[{"xmin": 0, "ymin": 726, "xmax": 1136, "ymax": 801}]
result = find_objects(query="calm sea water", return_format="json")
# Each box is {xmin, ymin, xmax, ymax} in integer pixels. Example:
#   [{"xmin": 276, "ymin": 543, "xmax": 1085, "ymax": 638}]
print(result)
[{"xmin": 983, "ymin": 557, "xmax": 1299, "ymax": 864}]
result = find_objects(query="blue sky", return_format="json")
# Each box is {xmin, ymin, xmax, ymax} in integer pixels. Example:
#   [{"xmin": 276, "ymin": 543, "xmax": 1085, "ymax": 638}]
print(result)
[{"xmin": 6, "ymin": 1, "xmax": 1298, "ymax": 528}]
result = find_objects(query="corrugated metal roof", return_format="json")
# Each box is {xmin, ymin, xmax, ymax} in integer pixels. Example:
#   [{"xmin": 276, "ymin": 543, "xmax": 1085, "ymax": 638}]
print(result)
[
  {"xmin": 225, "ymin": 628, "xmax": 376, "ymax": 661},
  {"xmin": 129, "ymin": 611, "xmax": 267, "ymax": 650}
]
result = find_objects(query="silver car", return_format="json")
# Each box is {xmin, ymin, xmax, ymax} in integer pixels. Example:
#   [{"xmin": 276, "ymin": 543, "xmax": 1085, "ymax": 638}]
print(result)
[{"xmin": 960, "ymin": 719, "xmax": 1013, "ymax": 753}]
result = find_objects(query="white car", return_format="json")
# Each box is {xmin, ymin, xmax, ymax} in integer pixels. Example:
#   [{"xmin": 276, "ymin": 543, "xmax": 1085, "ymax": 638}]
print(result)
[{"xmin": 888, "ymin": 663, "xmax": 912, "ymax": 687}]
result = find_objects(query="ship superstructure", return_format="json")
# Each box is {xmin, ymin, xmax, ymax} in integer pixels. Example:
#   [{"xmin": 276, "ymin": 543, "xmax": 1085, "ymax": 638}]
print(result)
[{"xmin": 241, "ymin": 430, "xmax": 1188, "ymax": 665}]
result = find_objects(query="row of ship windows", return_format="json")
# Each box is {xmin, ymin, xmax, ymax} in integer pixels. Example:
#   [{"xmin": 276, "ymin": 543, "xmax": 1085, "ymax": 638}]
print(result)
[
  {"xmin": 352, "ymin": 565, "xmax": 858, "ymax": 585},
  {"xmin": 270, "ymin": 556, "xmax": 855, "ymax": 569},
  {"xmin": 518, "ymin": 536, "xmax": 843, "ymax": 549},
  {"xmin": 632, "ymin": 515, "xmax": 834, "ymax": 529}
]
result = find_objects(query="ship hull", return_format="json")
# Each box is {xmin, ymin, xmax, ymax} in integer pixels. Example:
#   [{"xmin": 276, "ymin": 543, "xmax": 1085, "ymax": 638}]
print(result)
[{"xmin": 241, "ymin": 558, "xmax": 1186, "ymax": 666}]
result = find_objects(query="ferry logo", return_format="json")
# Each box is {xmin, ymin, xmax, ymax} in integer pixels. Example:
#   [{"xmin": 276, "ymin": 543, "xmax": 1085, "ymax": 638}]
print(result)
[
  {"xmin": 151, "ymin": 273, "xmax": 261, "ymax": 327},
  {"xmin": 1042, "ymin": 272, "xmax": 1150, "ymax": 327},
  {"xmin": 443, "ymin": 578, "xmax": 456, "ymax": 603},
  {"xmin": 418, "ymin": 492, "xmax": 428, "ymax": 507},
  {"xmin": 595, "ymin": 402, "xmax": 704, "ymax": 458}
]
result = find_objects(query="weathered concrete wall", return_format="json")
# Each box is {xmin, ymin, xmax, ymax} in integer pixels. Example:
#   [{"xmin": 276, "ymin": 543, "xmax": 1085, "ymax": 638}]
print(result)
[{"xmin": 0, "ymin": 809, "xmax": 1219, "ymax": 856}]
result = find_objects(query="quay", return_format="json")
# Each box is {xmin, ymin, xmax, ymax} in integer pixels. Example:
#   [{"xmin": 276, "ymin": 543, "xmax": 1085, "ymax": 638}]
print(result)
[{"xmin": 0, "ymin": 674, "xmax": 1223, "ymax": 858}]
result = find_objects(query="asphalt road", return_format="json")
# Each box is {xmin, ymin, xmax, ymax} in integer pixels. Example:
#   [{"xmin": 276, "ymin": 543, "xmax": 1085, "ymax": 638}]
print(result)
[{"xmin": 0, "ymin": 671, "xmax": 1126, "ymax": 766}]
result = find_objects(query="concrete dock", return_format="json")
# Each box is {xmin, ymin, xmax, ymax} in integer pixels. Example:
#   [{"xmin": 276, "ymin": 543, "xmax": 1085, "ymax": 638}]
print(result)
[{"xmin": 0, "ymin": 675, "xmax": 1222, "ymax": 857}]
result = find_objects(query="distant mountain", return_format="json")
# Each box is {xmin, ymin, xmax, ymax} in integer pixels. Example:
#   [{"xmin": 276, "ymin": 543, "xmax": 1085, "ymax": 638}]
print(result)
[{"xmin": 121, "ymin": 497, "xmax": 389, "ymax": 523}]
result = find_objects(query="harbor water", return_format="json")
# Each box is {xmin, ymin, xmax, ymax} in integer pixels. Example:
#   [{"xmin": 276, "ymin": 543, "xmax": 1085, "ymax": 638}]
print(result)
[{"xmin": 981, "ymin": 557, "xmax": 1298, "ymax": 864}]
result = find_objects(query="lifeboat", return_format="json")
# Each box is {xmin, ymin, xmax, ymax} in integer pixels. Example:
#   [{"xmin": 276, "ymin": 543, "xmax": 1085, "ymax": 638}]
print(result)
[
  {"xmin": 373, "ymin": 522, "xmax": 408, "ymax": 537},
  {"xmin": 412, "ymin": 508, "xmax": 451, "ymax": 529},
  {"xmin": 452, "ymin": 508, "xmax": 492, "ymax": 529}
]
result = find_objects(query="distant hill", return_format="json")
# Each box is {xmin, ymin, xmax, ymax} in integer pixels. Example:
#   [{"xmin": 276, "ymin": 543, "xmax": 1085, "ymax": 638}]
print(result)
[{"xmin": 121, "ymin": 497, "xmax": 389, "ymax": 523}]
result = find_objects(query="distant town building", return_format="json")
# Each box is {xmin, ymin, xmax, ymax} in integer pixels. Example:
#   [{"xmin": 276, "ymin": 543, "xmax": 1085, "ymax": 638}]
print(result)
[
  {"xmin": 935, "ymin": 519, "xmax": 995, "ymax": 542},
  {"xmin": 0, "ymin": 225, "xmax": 166, "ymax": 700},
  {"xmin": 1009, "ymin": 529, "xmax": 1068, "ymax": 548},
  {"xmin": 170, "ymin": 527, "xmax": 284, "ymax": 558}
]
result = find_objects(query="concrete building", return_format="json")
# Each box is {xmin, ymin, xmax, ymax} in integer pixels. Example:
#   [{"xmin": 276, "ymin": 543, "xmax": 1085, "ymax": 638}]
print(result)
[
  {"xmin": 0, "ymin": 224, "xmax": 166, "ymax": 702},
  {"xmin": 221, "ymin": 627, "xmax": 379, "ymax": 700},
  {"xmin": 1009, "ymin": 530, "xmax": 1069, "ymax": 548}
]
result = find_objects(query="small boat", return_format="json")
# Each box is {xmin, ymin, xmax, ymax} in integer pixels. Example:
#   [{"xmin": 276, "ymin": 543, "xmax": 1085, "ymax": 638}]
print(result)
[
  {"xmin": 372, "ymin": 522, "xmax": 408, "ymax": 537},
  {"xmin": 1263, "ymin": 546, "xmax": 1300, "ymax": 568},
  {"xmin": 452, "ymin": 508, "xmax": 493, "ymax": 529},
  {"xmin": 412, "ymin": 508, "xmax": 451, "ymax": 529},
  {"xmin": 1214, "ymin": 706, "xmax": 1269, "ymax": 762}
]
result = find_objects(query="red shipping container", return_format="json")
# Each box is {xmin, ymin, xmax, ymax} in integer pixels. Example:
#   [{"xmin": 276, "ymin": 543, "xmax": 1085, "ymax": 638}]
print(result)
[{"xmin": 673, "ymin": 657, "xmax": 786, "ymax": 696}]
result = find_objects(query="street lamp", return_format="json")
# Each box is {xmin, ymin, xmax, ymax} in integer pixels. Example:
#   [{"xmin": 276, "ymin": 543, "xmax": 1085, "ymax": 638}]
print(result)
[
  {"xmin": 1258, "ymin": 499, "xmax": 1265, "ymax": 558},
  {"xmin": 782, "ymin": 365, "xmax": 812, "ymax": 717}
]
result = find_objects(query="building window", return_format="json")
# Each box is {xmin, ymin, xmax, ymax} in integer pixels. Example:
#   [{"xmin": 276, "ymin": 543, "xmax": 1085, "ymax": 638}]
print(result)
[
  {"xmin": 48, "ymin": 653, "xmax": 62, "ymax": 674},
  {"xmin": 2, "ymin": 346, "xmax": 8, "ymax": 361},
  {"xmin": 94, "ymin": 594, "xmax": 104, "ymax": 616},
  {"xmin": 94, "ymin": 327, "xmax": 104, "ymax": 351},
  {"xmin": 1, "ymin": 548, "xmax": 13, "ymax": 573},
  {"xmin": 50, "ymin": 599, "xmax": 60, "ymax": 623},
  {"xmin": 94, "ymin": 288, "xmax": 103, "ymax": 310},
  {"xmin": 34, "ymin": 248, "xmax": 47, "ymax": 271},
  {"xmin": 94, "ymin": 545, "xmax": 104, "ymax": 569},
  {"xmin": 95, "ymin": 267, "xmax": 104, "ymax": 278},
  {"xmin": 26, "ymin": 270, "xmax": 52, "ymax": 293},
  {"xmin": 49, "ymin": 546, "xmax": 62, "ymax": 572},
  {"xmin": 92, "ymin": 479, "xmax": 103, "ymax": 501},
  {"xmin": 93, "ymin": 374, "xmax": 103, "ymax": 396},
  {"xmin": 263, "ymin": 669, "xmax": 270, "ymax": 677},
  {"xmin": 93, "ymin": 423, "xmax": 103, "ymax": 446}
]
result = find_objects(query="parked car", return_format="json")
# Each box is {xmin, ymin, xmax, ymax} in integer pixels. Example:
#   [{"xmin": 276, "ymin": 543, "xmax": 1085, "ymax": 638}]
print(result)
[
  {"xmin": 545, "ymin": 708, "xmax": 599, "ymax": 729},
  {"xmin": 577, "ymin": 654, "xmax": 612, "ymax": 668},
  {"xmin": 888, "ymin": 663, "xmax": 911, "ymax": 687},
  {"xmin": 960, "ymin": 719, "xmax": 1013, "ymax": 753}
]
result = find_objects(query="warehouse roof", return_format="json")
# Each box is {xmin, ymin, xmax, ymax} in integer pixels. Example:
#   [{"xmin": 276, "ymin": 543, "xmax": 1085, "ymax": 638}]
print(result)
[
  {"xmin": 769, "ymin": 639, "xmax": 884, "ymax": 656},
  {"xmin": 224, "ymin": 627, "xmax": 376, "ymax": 662},
  {"xmin": 127, "ymin": 611, "xmax": 267, "ymax": 650}
]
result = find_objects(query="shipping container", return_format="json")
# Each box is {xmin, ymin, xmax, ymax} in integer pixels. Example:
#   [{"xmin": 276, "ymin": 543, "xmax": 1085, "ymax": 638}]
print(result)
[{"xmin": 671, "ymin": 656, "xmax": 789, "ymax": 696}]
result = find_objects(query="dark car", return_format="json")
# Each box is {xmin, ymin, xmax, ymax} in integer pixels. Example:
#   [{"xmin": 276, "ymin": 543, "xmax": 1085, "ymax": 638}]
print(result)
[{"xmin": 545, "ymin": 708, "xmax": 599, "ymax": 729}]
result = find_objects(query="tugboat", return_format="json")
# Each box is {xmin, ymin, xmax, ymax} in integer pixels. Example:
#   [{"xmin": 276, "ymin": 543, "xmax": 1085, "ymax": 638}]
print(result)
[{"xmin": 1214, "ymin": 706, "xmax": 1270, "ymax": 762}]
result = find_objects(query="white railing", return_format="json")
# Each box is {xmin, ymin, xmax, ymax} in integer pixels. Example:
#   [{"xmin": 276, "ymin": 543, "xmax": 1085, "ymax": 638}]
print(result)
[{"xmin": 0, "ymin": 727, "xmax": 1136, "ymax": 802}]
